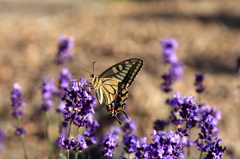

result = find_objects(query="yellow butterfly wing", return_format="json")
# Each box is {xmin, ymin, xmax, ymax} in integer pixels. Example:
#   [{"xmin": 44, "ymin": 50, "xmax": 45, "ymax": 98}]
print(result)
[{"xmin": 91, "ymin": 58, "xmax": 143, "ymax": 105}]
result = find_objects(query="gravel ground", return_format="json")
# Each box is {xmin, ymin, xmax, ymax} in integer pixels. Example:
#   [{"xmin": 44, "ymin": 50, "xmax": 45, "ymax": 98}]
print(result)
[{"xmin": 0, "ymin": 0, "xmax": 240, "ymax": 158}]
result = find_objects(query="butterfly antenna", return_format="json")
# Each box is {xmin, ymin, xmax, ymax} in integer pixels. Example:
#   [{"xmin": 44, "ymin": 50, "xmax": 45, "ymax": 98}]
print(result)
[
  {"xmin": 93, "ymin": 61, "xmax": 96, "ymax": 74},
  {"xmin": 81, "ymin": 68, "xmax": 92, "ymax": 74}
]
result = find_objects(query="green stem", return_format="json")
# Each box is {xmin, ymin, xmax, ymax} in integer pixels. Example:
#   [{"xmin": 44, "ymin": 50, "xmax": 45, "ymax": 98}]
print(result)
[
  {"xmin": 87, "ymin": 148, "xmax": 91, "ymax": 159},
  {"xmin": 67, "ymin": 150, "xmax": 70, "ymax": 159},
  {"xmin": 20, "ymin": 133, "xmax": 28, "ymax": 159},
  {"xmin": 75, "ymin": 151, "xmax": 78, "ymax": 159},
  {"xmin": 187, "ymin": 128, "xmax": 191, "ymax": 159},
  {"xmin": 75, "ymin": 127, "xmax": 80, "ymax": 159},
  {"xmin": 16, "ymin": 117, "xmax": 28, "ymax": 159},
  {"xmin": 44, "ymin": 111, "xmax": 53, "ymax": 159},
  {"xmin": 17, "ymin": 117, "xmax": 22, "ymax": 127},
  {"xmin": 75, "ymin": 127, "xmax": 83, "ymax": 159},
  {"xmin": 68, "ymin": 120, "xmax": 73, "ymax": 138},
  {"xmin": 199, "ymin": 140, "xmax": 203, "ymax": 159},
  {"xmin": 199, "ymin": 150, "xmax": 203, "ymax": 159}
]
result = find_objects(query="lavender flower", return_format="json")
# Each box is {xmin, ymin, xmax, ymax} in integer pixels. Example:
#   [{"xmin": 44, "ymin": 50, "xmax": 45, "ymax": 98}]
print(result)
[
  {"xmin": 153, "ymin": 119, "xmax": 169, "ymax": 131},
  {"xmin": 0, "ymin": 130, "xmax": 5, "ymax": 153},
  {"xmin": 57, "ymin": 134, "xmax": 87, "ymax": 152},
  {"xmin": 135, "ymin": 137, "xmax": 149, "ymax": 159},
  {"xmin": 160, "ymin": 37, "xmax": 179, "ymax": 64},
  {"xmin": 204, "ymin": 138, "xmax": 226, "ymax": 159},
  {"xmin": 110, "ymin": 126, "xmax": 121, "ymax": 135},
  {"xmin": 57, "ymin": 68, "xmax": 72, "ymax": 92},
  {"xmin": 167, "ymin": 92, "xmax": 184, "ymax": 110},
  {"xmin": 14, "ymin": 125, "xmax": 27, "ymax": 136},
  {"xmin": 39, "ymin": 77, "xmax": 55, "ymax": 100},
  {"xmin": 10, "ymin": 83, "xmax": 28, "ymax": 159},
  {"xmin": 160, "ymin": 37, "xmax": 183, "ymax": 93},
  {"xmin": 83, "ymin": 117, "xmax": 99, "ymax": 146},
  {"xmin": 56, "ymin": 101, "xmax": 66, "ymax": 114},
  {"xmin": 195, "ymin": 105, "xmax": 221, "ymax": 149},
  {"xmin": 148, "ymin": 130, "xmax": 185, "ymax": 158},
  {"xmin": 122, "ymin": 134, "xmax": 138, "ymax": 153},
  {"xmin": 160, "ymin": 72, "xmax": 173, "ymax": 93},
  {"xmin": 167, "ymin": 94, "xmax": 199, "ymax": 127},
  {"xmin": 62, "ymin": 79, "xmax": 96, "ymax": 128},
  {"xmin": 12, "ymin": 109, "xmax": 24, "ymax": 118},
  {"xmin": 194, "ymin": 72, "xmax": 205, "ymax": 93},
  {"xmin": 169, "ymin": 63, "xmax": 183, "ymax": 81},
  {"xmin": 237, "ymin": 54, "xmax": 240, "ymax": 74},
  {"xmin": 10, "ymin": 83, "xmax": 25, "ymax": 118},
  {"xmin": 167, "ymin": 93, "xmax": 185, "ymax": 125},
  {"xmin": 179, "ymin": 95, "xmax": 199, "ymax": 127},
  {"xmin": 101, "ymin": 131, "xmax": 119, "ymax": 158},
  {"xmin": 56, "ymin": 35, "xmax": 74, "ymax": 65},
  {"xmin": 121, "ymin": 118, "xmax": 137, "ymax": 135},
  {"xmin": 39, "ymin": 77, "xmax": 55, "ymax": 111}
]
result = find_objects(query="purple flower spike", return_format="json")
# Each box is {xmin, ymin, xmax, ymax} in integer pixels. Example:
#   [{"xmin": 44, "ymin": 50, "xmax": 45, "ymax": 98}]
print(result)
[
  {"xmin": 237, "ymin": 55, "xmax": 240, "ymax": 74},
  {"xmin": 110, "ymin": 126, "xmax": 121, "ymax": 135},
  {"xmin": 160, "ymin": 72, "xmax": 173, "ymax": 93},
  {"xmin": 122, "ymin": 134, "xmax": 138, "ymax": 153},
  {"xmin": 84, "ymin": 115, "xmax": 100, "ymax": 146},
  {"xmin": 14, "ymin": 126, "xmax": 27, "ymax": 136},
  {"xmin": 160, "ymin": 37, "xmax": 179, "ymax": 64},
  {"xmin": 196, "ymin": 105, "xmax": 221, "ymax": 146},
  {"xmin": 148, "ymin": 130, "xmax": 185, "ymax": 158},
  {"xmin": 204, "ymin": 138, "xmax": 226, "ymax": 159},
  {"xmin": 39, "ymin": 77, "xmax": 55, "ymax": 100},
  {"xmin": 39, "ymin": 77, "xmax": 55, "ymax": 111},
  {"xmin": 56, "ymin": 134, "xmax": 87, "ymax": 152},
  {"xmin": 159, "ymin": 37, "xmax": 184, "ymax": 93},
  {"xmin": 101, "ymin": 131, "xmax": 118, "ymax": 158},
  {"xmin": 153, "ymin": 119, "xmax": 168, "ymax": 131},
  {"xmin": 135, "ymin": 137, "xmax": 149, "ymax": 159},
  {"xmin": 57, "ymin": 68, "xmax": 72, "ymax": 91},
  {"xmin": 194, "ymin": 72, "xmax": 205, "ymax": 93},
  {"xmin": 76, "ymin": 135, "xmax": 88, "ymax": 152},
  {"xmin": 179, "ymin": 95, "xmax": 199, "ymax": 127},
  {"xmin": 11, "ymin": 83, "xmax": 24, "ymax": 108},
  {"xmin": 62, "ymin": 79, "xmax": 96, "ymax": 128},
  {"xmin": 11, "ymin": 109, "xmax": 24, "ymax": 118},
  {"xmin": 169, "ymin": 63, "xmax": 183, "ymax": 80},
  {"xmin": 0, "ymin": 130, "xmax": 5, "ymax": 153},
  {"xmin": 56, "ymin": 35, "xmax": 74, "ymax": 65},
  {"xmin": 56, "ymin": 101, "xmax": 66, "ymax": 114},
  {"xmin": 121, "ymin": 118, "xmax": 137, "ymax": 135},
  {"xmin": 10, "ymin": 83, "xmax": 25, "ymax": 118}
]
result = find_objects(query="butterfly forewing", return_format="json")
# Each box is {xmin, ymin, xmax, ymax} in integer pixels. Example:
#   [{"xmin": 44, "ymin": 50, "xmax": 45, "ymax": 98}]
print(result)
[
  {"xmin": 91, "ymin": 58, "xmax": 143, "ymax": 118},
  {"xmin": 99, "ymin": 58, "xmax": 143, "ymax": 87}
]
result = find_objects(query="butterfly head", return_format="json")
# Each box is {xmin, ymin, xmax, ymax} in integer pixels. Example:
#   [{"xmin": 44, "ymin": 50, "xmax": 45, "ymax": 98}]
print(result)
[
  {"xmin": 90, "ymin": 74, "xmax": 100, "ymax": 88},
  {"xmin": 90, "ymin": 74, "xmax": 94, "ymax": 78}
]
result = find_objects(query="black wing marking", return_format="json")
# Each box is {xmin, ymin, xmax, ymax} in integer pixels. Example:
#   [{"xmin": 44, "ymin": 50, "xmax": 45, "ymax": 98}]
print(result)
[{"xmin": 99, "ymin": 58, "xmax": 143, "ymax": 87}]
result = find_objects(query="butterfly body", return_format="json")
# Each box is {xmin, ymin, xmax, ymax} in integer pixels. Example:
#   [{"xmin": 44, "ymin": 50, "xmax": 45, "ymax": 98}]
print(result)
[
  {"xmin": 90, "ymin": 58, "xmax": 143, "ymax": 124},
  {"xmin": 106, "ymin": 83, "xmax": 128, "ymax": 115}
]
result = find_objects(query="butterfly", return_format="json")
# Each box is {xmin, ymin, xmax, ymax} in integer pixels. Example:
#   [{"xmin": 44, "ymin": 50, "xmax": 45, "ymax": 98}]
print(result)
[{"xmin": 90, "ymin": 58, "xmax": 143, "ymax": 124}]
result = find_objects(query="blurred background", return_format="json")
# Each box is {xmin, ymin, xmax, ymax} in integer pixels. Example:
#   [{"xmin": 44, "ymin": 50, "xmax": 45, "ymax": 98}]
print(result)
[{"xmin": 0, "ymin": 0, "xmax": 240, "ymax": 158}]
